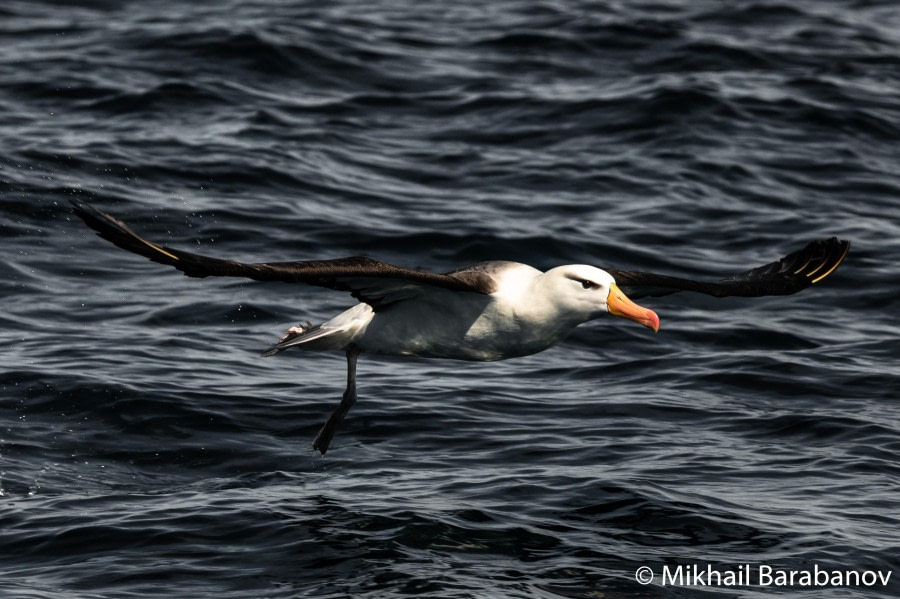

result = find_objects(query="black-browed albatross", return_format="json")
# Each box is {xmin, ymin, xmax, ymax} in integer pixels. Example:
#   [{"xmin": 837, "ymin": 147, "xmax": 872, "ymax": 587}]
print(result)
[{"xmin": 71, "ymin": 200, "xmax": 850, "ymax": 454}]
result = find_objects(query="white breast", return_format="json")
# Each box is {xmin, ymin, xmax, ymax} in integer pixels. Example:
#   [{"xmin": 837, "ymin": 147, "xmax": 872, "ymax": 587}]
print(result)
[{"xmin": 354, "ymin": 263, "xmax": 578, "ymax": 361}]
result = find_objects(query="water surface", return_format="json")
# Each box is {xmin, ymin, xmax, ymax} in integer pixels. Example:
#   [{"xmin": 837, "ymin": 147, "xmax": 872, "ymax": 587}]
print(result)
[{"xmin": 1, "ymin": 1, "xmax": 899, "ymax": 597}]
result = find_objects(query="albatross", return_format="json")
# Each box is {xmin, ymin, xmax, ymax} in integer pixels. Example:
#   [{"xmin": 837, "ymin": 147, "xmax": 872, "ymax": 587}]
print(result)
[{"xmin": 71, "ymin": 200, "xmax": 850, "ymax": 454}]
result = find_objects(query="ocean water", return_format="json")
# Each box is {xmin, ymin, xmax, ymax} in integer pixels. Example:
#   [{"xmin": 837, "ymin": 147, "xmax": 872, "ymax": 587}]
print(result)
[{"xmin": 2, "ymin": 1, "xmax": 899, "ymax": 597}]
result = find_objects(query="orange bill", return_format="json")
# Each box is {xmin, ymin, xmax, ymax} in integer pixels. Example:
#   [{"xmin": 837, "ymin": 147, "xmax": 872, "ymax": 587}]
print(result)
[{"xmin": 607, "ymin": 283, "xmax": 660, "ymax": 332}]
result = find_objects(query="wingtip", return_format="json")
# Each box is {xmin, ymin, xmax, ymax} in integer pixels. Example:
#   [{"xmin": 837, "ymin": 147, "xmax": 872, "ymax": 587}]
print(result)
[
  {"xmin": 69, "ymin": 197, "xmax": 116, "ymax": 227},
  {"xmin": 809, "ymin": 237, "xmax": 850, "ymax": 284},
  {"xmin": 69, "ymin": 197, "xmax": 107, "ymax": 215},
  {"xmin": 69, "ymin": 197, "xmax": 94, "ymax": 217}
]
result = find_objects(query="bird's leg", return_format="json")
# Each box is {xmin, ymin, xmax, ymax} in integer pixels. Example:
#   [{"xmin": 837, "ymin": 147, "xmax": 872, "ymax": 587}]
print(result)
[{"xmin": 312, "ymin": 346, "xmax": 361, "ymax": 455}]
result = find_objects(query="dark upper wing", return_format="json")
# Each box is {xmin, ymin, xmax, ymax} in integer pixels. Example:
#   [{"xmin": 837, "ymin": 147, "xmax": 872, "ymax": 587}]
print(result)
[
  {"xmin": 605, "ymin": 237, "xmax": 850, "ymax": 300},
  {"xmin": 70, "ymin": 200, "xmax": 492, "ymax": 308}
]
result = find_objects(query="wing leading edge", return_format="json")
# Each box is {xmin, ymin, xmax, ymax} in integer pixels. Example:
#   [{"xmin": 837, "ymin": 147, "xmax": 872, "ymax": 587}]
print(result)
[
  {"xmin": 70, "ymin": 200, "xmax": 491, "ymax": 308},
  {"xmin": 606, "ymin": 237, "xmax": 850, "ymax": 300}
]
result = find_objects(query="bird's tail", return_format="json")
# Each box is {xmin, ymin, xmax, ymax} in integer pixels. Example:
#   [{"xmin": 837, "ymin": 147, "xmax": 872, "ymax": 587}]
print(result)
[{"xmin": 261, "ymin": 303, "xmax": 374, "ymax": 356}]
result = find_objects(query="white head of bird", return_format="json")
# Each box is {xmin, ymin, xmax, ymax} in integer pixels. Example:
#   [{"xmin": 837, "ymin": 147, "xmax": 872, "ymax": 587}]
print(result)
[{"xmin": 539, "ymin": 265, "xmax": 660, "ymax": 332}]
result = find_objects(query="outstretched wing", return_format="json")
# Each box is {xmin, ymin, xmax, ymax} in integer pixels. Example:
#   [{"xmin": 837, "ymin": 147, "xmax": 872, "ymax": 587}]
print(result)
[
  {"xmin": 70, "ymin": 200, "xmax": 493, "ymax": 309},
  {"xmin": 606, "ymin": 237, "xmax": 850, "ymax": 300}
]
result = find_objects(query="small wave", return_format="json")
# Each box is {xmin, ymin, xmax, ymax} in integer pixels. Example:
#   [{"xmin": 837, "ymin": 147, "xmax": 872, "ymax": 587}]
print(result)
[{"xmin": 82, "ymin": 81, "xmax": 232, "ymax": 113}]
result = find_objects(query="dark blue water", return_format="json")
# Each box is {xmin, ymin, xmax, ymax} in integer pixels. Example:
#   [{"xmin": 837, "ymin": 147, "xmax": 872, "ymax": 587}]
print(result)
[{"xmin": 2, "ymin": 1, "xmax": 899, "ymax": 597}]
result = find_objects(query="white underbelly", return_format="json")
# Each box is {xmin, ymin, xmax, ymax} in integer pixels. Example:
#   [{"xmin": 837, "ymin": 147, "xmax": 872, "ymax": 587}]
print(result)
[{"xmin": 355, "ymin": 293, "xmax": 569, "ymax": 362}]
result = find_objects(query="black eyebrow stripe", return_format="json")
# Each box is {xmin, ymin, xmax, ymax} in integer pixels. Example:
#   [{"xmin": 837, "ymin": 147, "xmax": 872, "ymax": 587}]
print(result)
[{"xmin": 564, "ymin": 275, "xmax": 600, "ymax": 288}]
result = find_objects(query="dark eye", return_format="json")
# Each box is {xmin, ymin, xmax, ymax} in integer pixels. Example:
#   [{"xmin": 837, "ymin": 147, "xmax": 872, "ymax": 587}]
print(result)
[{"xmin": 580, "ymin": 279, "xmax": 596, "ymax": 290}]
